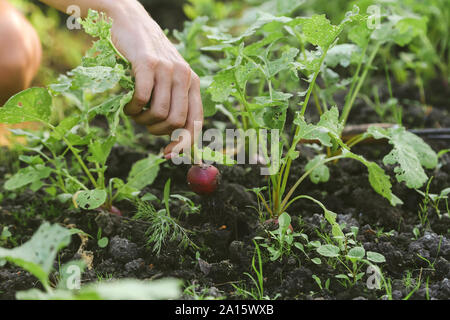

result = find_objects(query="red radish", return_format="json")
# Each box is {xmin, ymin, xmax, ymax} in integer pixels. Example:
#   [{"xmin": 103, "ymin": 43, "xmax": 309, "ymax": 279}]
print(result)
[
  {"xmin": 98, "ymin": 205, "xmax": 122, "ymax": 216},
  {"xmin": 264, "ymin": 218, "xmax": 294, "ymax": 233},
  {"xmin": 187, "ymin": 164, "xmax": 220, "ymax": 195},
  {"xmin": 109, "ymin": 205, "xmax": 122, "ymax": 216}
]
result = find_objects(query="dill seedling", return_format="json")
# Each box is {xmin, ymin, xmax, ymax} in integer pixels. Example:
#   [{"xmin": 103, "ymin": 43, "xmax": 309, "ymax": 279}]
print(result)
[{"xmin": 133, "ymin": 179, "xmax": 197, "ymax": 255}]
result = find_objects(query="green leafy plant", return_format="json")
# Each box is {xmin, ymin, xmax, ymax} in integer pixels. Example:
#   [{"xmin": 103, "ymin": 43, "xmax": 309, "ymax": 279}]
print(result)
[
  {"xmin": 133, "ymin": 179, "xmax": 197, "ymax": 255},
  {"xmin": 97, "ymin": 228, "xmax": 109, "ymax": 248},
  {"xmin": 0, "ymin": 222, "xmax": 181, "ymax": 299},
  {"xmin": 175, "ymin": 3, "xmax": 440, "ymax": 229},
  {"xmin": 416, "ymin": 178, "xmax": 450, "ymax": 223},
  {"xmin": 232, "ymin": 241, "xmax": 279, "ymax": 300},
  {"xmin": 315, "ymin": 225, "xmax": 386, "ymax": 288},
  {"xmin": 256, "ymin": 212, "xmax": 307, "ymax": 262},
  {"xmin": 0, "ymin": 226, "xmax": 14, "ymax": 247},
  {"xmin": 1, "ymin": 10, "xmax": 164, "ymax": 211},
  {"xmin": 194, "ymin": 8, "xmax": 416, "ymax": 224}
]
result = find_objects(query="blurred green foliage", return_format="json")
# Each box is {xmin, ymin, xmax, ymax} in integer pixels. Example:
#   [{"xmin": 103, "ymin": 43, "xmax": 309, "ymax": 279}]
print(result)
[{"xmin": 9, "ymin": 0, "xmax": 89, "ymax": 86}]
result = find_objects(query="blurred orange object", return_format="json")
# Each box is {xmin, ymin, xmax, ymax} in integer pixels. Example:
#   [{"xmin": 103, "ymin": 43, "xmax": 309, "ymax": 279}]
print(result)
[{"xmin": 0, "ymin": 122, "xmax": 41, "ymax": 147}]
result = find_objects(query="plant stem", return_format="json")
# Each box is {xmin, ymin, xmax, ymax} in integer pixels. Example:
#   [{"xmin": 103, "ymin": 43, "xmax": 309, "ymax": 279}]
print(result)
[
  {"xmin": 234, "ymin": 73, "xmax": 258, "ymax": 129},
  {"xmin": 279, "ymin": 155, "xmax": 344, "ymax": 213},
  {"xmin": 108, "ymin": 38, "xmax": 130, "ymax": 65},
  {"xmin": 62, "ymin": 137, "xmax": 98, "ymax": 188},
  {"xmin": 341, "ymin": 42, "xmax": 381, "ymax": 126}
]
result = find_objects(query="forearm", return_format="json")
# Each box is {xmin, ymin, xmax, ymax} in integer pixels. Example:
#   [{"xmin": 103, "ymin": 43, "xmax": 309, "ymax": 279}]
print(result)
[
  {"xmin": 38, "ymin": 0, "xmax": 138, "ymax": 18},
  {"xmin": 39, "ymin": 0, "xmax": 203, "ymax": 155}
]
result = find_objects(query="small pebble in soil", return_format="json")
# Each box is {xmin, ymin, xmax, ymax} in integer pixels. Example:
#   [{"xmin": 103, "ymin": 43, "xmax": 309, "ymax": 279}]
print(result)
[
  {"xmin": 125, "ymin": 258, "xmax": 145, "ymax": 274},
  {"xmin": 392, "ymin": 290, "xmax": 403, "ymax": 300},
  {"xmin": 108, "ymin": 236, "xmax": 140, "ymax": 263},
  {"xmin": 440, "ymin": 278, "xmax": 450, "ymax": 296}
]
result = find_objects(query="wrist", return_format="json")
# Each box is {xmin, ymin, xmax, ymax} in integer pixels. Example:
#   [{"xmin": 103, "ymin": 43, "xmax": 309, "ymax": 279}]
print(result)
[{"xmin": 97, "ymin": 0, "xmax": 145, "ymax": 20}]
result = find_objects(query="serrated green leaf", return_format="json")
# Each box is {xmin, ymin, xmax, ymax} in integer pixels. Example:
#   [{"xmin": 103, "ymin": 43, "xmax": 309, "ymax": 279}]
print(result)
[
  {"xmin": 255, "ymin": 104, "xmax": 288, "ymax": 130},
  {"xmin": 367, "ymin": 162, "xmax": 403, "ymax": 206},
  {"xmin": 235, "ymin": 61, "xmax": 258, "ymax": 89},
  {"xmin": 344, "ymin": 151, "xmax": 403, "ymax": 206},
  {"xmin": 82, "ymin": 39, "xmax": 117, "ymax": 67},
  {"xmin": 87, "ymin": 137, "xmax": 116, "ymax": 166},
  {"xmin": 70, "ymin": 65, "xmax": 125, "ymax": 93},
  {"xmin": 293, "ymin": 115, "xmax": 332, "ymax": 147},
  {"xmin": 125, "ymin": 155, "xmax": 164, "ymax": 191},
  {"xmin": 52, "ymin": 116, "xmax": 80, "ymax": 140},
  {"xmin": 325, "ymin": 44, "xmax": 360, "ymax": 68},
  {"xmin": 79, "ymin": 10, "xmax": 112, "ymax": 39},
  {"xmin": 208, "ymin": 69, "xmax": 235, "ymax": 102},
  {"xmin": 303, "ymin": 15, "xmax": 339, "ymax": 48},
  {"xmin": 367, "ymin": 126, "xmax": 437, "ymax": 189},
  {"xmin": 267, "ymin": 48, "xmax": 299, "ymax": 77},
  {"xmin": 317, "ymin": 106, "xmax": 343, "ymax": 140}
]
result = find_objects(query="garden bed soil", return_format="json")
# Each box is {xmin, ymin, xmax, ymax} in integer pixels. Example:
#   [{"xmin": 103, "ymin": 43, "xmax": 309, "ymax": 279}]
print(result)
[{"xmin": 0, "ymin": 79, "xmax": 449, "ymax": 300}]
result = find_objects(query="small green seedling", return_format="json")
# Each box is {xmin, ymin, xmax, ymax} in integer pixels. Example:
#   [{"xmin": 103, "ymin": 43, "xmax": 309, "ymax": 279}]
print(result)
[
  {"xmin": 97, "ymin": 228, "xmax": 109, "ymax": 248},
  {"xmin": 133, "ymin": 179, "xmax": 197, "ymax": 255}
]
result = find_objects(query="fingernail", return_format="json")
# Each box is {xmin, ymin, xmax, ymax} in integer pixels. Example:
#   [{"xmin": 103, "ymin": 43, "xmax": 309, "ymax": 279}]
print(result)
[{"xmin": 164, "ymin": 153, "xmax": 174, "ymax": 160}]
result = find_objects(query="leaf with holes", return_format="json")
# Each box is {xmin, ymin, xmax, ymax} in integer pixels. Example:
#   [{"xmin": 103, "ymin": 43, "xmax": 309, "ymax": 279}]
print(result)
[
  {"xmin": 302, "ymin": 15, "xmax": 339, "ymax": 48},
  {"xmin": 0, "ymin": 88, "xmax": 52, "ymax": 124},
  {"xmin": 367, "ymin": 126, "xmax": 437, "ymax": 189},
  {"xmin": 70, "ymin": 65, "xmax": 125, "ymax": 94},
  {"xmin": 208, "ymin": 69, "xmax": 235, "ymax": 103},
  {"xmin": 0, "ymin": 223, "xmax": 71, "ymax": 288},
  {"xmin": 293, "ymin": 116, "xmax": 332, "ymax": 147},
  {"xmin": 75, "ymin": 190, "xmax": 107, "ymax": 210}
]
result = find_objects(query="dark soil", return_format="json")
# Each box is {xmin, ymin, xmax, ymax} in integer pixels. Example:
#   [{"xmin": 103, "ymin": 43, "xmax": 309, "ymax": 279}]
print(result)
[{"xmin": 0, "ymin": 79, "xmax": 449, "ymax": 300}]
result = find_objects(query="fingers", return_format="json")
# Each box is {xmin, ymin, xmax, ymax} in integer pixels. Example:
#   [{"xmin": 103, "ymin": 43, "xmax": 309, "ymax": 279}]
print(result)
[
  {"xmin": 163, "ymin": 73, "xmax": 203, "ymax": 157},
  {"xmin": 146, "ymin": 62, "xmax": 191, "ymax": 134},
  {"xmin": 126, "ymin": 55, "xmax": 203, "ymax": 157},
  {"xmin": 133, "ymin": 61, "xmax": 172, "ymax": 125},
  {"xmin": 124, "ymin": 60, "xmax": 155, "ymax": 116}
]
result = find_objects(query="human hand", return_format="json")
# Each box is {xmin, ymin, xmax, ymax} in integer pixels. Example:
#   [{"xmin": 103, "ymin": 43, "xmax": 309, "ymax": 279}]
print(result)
[{"xmin": 106, "ymin": 1, "xmax": 203, "ymax": 157}]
